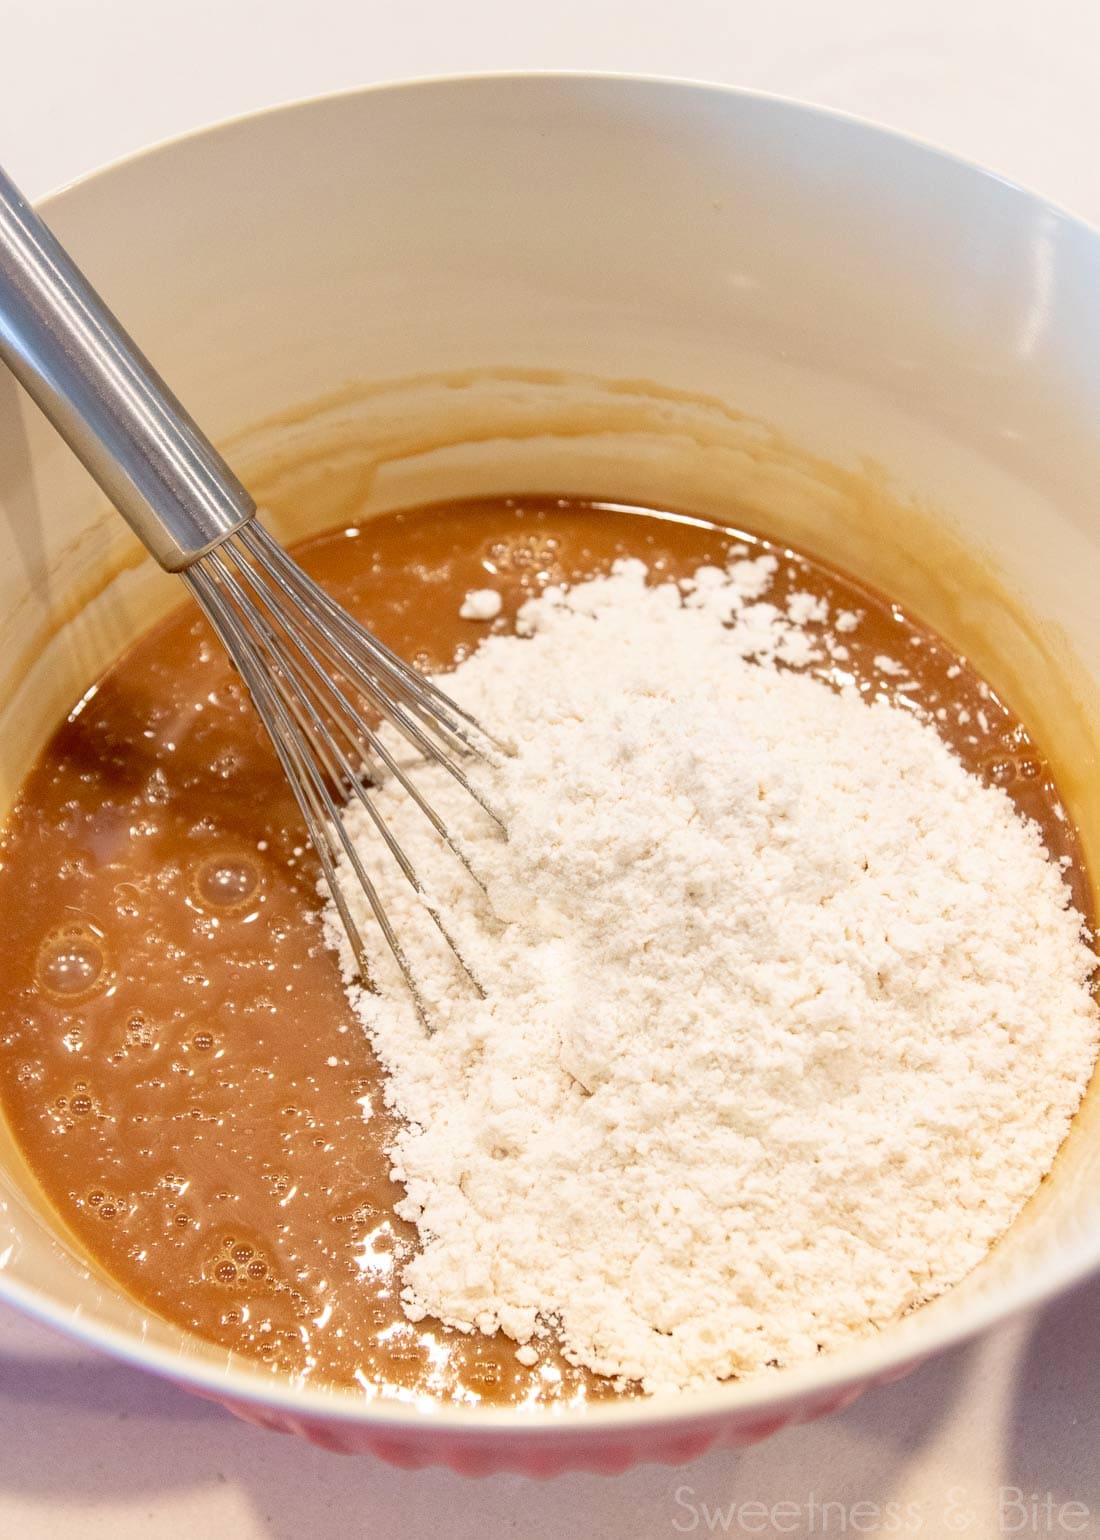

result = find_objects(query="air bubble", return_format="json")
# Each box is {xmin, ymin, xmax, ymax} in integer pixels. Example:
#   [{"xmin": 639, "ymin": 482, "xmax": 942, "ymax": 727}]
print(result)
[
  {"xmin": 194, "ymin": 854, "xmax": 260, "ymax": 910},
  {"xmin": 982, "ymin": 757, "xmax": 1016, "ymax": 787},
  {"xmin": 485, "ymin": 533, "xmax": 560, "ymax": 576},
  {"xmin": 211, "ymin": 750, "xmax": 242, "ymax": 780},
  {"xmin": 113, "ymin": 881, "xmax": 142, "ymax": 918},
  {"xmin": 144, "ymin": 767, "xmax": 170, "ymax": 805},
  {"xmin": 207, "ymin": 1234, "xmax": 278, "ymax": 1292},
  {"xmin": 70, "ymin": 1094, "xmax": 92, "ymax": 1116},
  {"xmin": 192, "ymin": 1032, "xmax": 214, "ymax": 1052},
  {"xmin": 35, "ymin": 924, "xmax": 108, "ymax": 999},
  {"xmin": 126, "ymin": 1015, "xmax": 155, "ymax": 1049}
]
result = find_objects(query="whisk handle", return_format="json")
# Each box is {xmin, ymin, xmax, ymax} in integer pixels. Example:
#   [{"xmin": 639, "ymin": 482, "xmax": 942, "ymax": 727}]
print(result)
[{"xmin": 0, "ymin": 162, "xmax": 254, "ymax": 571}]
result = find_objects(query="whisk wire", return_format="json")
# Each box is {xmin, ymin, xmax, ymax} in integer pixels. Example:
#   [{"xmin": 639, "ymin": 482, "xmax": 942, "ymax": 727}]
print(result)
[
  {"xmin": 211, "ymin": 539, "xmax": 494, "ymax": 903},
  {"xmin": 225, "ymin": 541, "xmax": 469, "ymax": 803},
  {"xmin": 242, "ymin": 524, "xmax": 513, "ymax": 763},
  {"xmin": 184, "ymin": 566, "xmax": 382, "ymax": 973},
  {"xmin": 182, "ymin": 531, "xmax": 501, "ymax": 1026},
  {"xmin": 214, "ymin": 555, "xmax": 487, "ymax": 997},
  {"xmin": 0, "ymin": 161, "xmax": 499, "ymax": 1029},
  {"xmin": 186, "ymin": 562, "xmax": 434, "ymax": 1028}
]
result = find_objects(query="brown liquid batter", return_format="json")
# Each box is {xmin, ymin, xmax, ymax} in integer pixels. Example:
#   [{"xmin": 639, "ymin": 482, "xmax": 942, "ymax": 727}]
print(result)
[{"xmin": 0, "ymin": 496, "xmax": 1090, "ymax": 1404}]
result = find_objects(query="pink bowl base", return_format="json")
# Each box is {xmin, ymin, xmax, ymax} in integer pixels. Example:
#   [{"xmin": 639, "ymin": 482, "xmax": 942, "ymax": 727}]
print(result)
[{"xmin": 185, "ymin": 1358, "xmax": 924, "ymax": 1474}]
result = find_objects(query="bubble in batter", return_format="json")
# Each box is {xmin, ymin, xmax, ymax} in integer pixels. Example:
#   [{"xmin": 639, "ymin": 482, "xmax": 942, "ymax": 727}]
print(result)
[
  {"xmin": 194, "ymin": 854, "xmax": 260, "ymax": 911},
  {"xmin": 35, "ymin": 924, "xmax": 108, "ymax": 1000}
]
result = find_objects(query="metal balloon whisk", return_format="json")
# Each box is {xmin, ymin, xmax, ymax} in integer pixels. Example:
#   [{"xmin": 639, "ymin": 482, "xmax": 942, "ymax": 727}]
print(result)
[{"xmin": 0, "ymin": 162, "xmax": 499, "ymax": 1021}]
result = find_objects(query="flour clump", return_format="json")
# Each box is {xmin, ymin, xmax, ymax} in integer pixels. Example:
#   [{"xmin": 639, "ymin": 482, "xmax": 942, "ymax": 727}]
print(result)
[{"xmin": 325, "ymin": 553, "xmax": 1098, "ymax": 1394}]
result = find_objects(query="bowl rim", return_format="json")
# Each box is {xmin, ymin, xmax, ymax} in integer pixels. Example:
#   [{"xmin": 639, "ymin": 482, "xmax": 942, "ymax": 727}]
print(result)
[{"xmin": 5, "ymin": 67, "xmax": 1100, "ymax": 1435}]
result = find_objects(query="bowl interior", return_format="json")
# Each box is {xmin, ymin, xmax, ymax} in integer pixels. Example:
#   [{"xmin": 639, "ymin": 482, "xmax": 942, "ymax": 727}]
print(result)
[{"xmin": 1, "ymin": 74, "xmax": 1100, "ymax": 1430}]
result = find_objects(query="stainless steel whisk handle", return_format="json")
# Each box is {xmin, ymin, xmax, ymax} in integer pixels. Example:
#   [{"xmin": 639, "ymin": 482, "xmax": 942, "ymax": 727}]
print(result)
[{"xmin": 0, "ymin": 162, "xmax": 253, "ymax": 571}]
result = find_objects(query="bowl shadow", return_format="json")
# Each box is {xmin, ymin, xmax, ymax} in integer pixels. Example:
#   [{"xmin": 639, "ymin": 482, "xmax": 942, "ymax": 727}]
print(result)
[{"xmin": 0, "ymin": 1308, "xmax": 977, "ymax": 1538}]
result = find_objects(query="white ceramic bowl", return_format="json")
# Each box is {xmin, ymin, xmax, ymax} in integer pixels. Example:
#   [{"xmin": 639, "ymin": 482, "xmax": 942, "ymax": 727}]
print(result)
[{"xmin": 2, "ymin": 74, "xmax": 1100, "ymax": 1474}]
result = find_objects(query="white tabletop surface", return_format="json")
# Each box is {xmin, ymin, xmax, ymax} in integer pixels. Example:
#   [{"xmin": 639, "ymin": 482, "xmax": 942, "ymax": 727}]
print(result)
[{"xmin": 4, "ymin": 3, "xmax": 1100, "ymax": 1535}]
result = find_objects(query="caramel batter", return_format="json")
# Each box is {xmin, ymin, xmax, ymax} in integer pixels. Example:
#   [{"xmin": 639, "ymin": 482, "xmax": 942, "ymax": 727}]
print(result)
[{"xmin": 0, "ymin": 496, "xmax": 1089, "ymax": 1404}]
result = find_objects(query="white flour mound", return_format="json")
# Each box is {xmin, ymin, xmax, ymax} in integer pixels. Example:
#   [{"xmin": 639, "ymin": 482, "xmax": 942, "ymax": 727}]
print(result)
[{"xmin": 325, "ymin": 555, "xmax": 1099, "ymax": 1395}]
